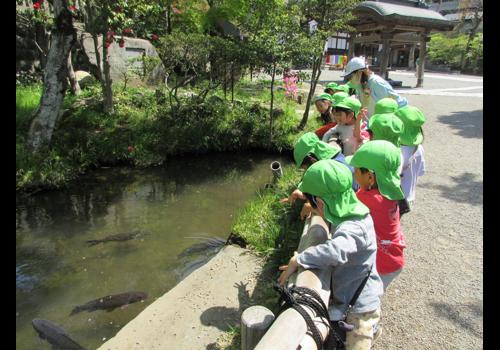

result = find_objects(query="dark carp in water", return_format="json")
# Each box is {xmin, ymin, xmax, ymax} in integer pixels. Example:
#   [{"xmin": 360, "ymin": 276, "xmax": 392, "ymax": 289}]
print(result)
[
  {"xmin": 86, "ymin": 230, "xmax": 147, "ymax": 246},
  {"xmin": 32, "ymin": 318, "xmax": 87, "ymax": 350},
  {"xmin": 70, "ymin": 291, "xmax": 148, "ymax": 315},
  {"xmin": 179, "ymin": 237, "xmax": 226, "ymax": 258}
]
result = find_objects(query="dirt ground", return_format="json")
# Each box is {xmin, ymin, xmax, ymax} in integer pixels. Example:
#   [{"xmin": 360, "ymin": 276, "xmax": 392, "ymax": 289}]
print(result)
[{"xmin": 99, "ymin": 71, "xmax": 483, "ymax": 350}]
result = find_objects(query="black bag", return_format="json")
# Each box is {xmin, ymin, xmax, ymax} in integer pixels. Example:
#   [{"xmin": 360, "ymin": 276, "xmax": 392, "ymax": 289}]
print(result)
[{"xmin": 397, "ymin": 197, "xmax": 411, "ymax": 217}]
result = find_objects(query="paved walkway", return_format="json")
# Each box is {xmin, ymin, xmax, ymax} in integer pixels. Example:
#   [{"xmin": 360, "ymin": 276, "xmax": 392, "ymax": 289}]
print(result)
[{"xmin": 313, "ymin": 69, "xmax": 483, "ymax": 97}]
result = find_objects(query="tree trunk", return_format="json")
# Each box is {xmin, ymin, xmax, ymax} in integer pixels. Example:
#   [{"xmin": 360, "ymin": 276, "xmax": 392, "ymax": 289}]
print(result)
[
  {"xmin": 298, "ymin": 52, "xmax": 323, "ymax": 130},
  {"xmin": 102, "ymin": 40, "xmax": 114, "ymax": 114},
  {"xmin": 223, "ymin": 64, "xmax": 227, "ymax": 99},
  {"xmin": 83, "ymin": 0, "xmax": 103, "ymax": 82},
  {"xmin": 34, "ymin": 22, "xmax": 49, "ymax": 70},
  {"xmin": 67, "ymin": 50, "xmax": 81, "ymax": 95},
  {"xmin": 231, "ymin": 63, "xmax": 235, "ymax": 103},
  {"xmin": 269, "ymin": 62, "xmax": 276, "ymax": 145},
  {"xmin": 27, "ymin": 0, "xmax": 76, "ymax": 152},
  {"xmin": 166, "ymin": 7, "xmax": 172, "ymax": 35}
]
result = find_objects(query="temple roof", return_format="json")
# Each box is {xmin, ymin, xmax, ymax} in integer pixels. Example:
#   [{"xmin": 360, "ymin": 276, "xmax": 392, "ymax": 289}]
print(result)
[{"xmin": 352, "ymin": 1, "xmax": 456, "ymax": 31}]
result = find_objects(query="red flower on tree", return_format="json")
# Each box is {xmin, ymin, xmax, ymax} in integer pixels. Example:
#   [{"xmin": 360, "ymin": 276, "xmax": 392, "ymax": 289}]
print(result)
[
  {"xmin": 33, "ymin": 2, "xmax": 41, "ymax": 9},
  {"xmin": 104, "ymin": 41, "xmax": 111, "ymax": 49},
  {"xmin": 119, "ymin": 39, "xmax": 125, "ymax": 48},
  {"xmin": 127, "ymin": 146, "xmax": 134, "ymax": 153},
  {"xmin": 68, "ymin": 5, "xmax": 76, "ymax": 11},
  {"xmin": 151, "ymin": 34, "xmax": 158, "ymax": 41},
  {"xmin": 123, "ymin": 28, "xmax": 132, "ymax": 35}
]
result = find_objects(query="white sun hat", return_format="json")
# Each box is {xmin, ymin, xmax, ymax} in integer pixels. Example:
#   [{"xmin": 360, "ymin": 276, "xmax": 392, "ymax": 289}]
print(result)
[{"xmin": 341, "ymin": 57, "xmax": 368, "ymax": 77}]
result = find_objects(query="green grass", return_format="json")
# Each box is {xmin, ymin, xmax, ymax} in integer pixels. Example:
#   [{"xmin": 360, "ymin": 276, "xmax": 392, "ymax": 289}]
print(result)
[
  {"xmin": 231, "ymin": 164, "xmax": 304, "ymax": 256},
  {"xmin": 215, "ymin": 325, "xmax": 241, "ymax": 350},
  {"xmin": 16, "ymin": 84, "xmax": 42, "ymax": 134}
]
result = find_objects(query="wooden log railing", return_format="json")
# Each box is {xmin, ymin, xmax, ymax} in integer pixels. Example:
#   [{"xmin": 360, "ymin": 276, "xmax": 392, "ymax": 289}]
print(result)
[{"xmin": 253, "ymin": 214, "xmax": 332, "ymax": 350}]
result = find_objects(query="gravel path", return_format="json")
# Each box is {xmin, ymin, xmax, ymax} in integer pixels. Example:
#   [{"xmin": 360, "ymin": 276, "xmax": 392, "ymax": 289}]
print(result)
[{"xmin": 373, "ymin": 93, "xmax": 483, "ymax": 349}]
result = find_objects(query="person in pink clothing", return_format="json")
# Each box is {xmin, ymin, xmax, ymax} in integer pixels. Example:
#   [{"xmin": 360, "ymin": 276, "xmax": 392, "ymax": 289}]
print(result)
[{"xmin": 345, "ymin": 140, "xmax": 406, "ymax": 291}]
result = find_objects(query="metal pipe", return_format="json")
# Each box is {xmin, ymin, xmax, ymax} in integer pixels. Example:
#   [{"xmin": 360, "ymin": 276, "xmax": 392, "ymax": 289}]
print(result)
[{"xmin": 270, "ymin": 161, "xmax": 283, "ymax": 179}]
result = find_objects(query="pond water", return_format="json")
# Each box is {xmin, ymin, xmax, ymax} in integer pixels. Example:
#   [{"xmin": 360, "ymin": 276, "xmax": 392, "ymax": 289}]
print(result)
[{"xmin": 16, "ymin": 152, "xmax": 289, "ymax": 350}]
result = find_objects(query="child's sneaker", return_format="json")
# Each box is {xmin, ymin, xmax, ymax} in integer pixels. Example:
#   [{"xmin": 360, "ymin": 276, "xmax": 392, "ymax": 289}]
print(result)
[{"xmin": 372, "ymin": 324, "xmax": 382, "ymax": 345}]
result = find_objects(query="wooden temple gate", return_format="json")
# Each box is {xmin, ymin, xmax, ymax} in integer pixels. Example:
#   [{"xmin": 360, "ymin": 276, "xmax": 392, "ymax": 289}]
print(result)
[{"xmin": 347, "ymin": 1, "xmax": 455, "ymax": 87}]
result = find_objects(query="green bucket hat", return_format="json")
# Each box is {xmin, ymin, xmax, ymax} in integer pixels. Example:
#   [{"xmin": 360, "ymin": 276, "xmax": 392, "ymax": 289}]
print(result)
[
  {"xmin": 374, "ymin": 98, "xmax": 399, "ymax": 114},
  {"xmin": 395, "ymin": 105, "xmax": 426, "ymax": 146},
  {"xmin": 325, "ymin": 82, "xmax": 339, "ymax": 92},
  {"xmin": 314, "ymin": 140, "xmax": 341, "ymax": 161},
  {"xmin": 334, "ymin": 96, "xmax": 361, "ymax": 116},
  {"xmin": 293, "ymin": 132, "xmax": 319, "ymax": 167},
  {"xmin": 331, "ymin": 92, "xmax": 349, "ymax": 106},
  {"xmin": 345, "ymin": 140, "xmax": 405, "ymax": 201},
  {"xmin": 298, "ymin": 160, "xmax": 369, "ymax": 226},
  {"xmin": 314, "ymin": 93, "xmax": 333, "ymax": 102},
  {"xmin": 293, "ymin": 132, "xmax": 341, "ymax": 168},
  {"xmin": 368, "ymin": 113, "xmax": 404, "ymax": 147},
  {"xmin": 335, "ymin": 84, "xmax": 350, "ymax": 94}
]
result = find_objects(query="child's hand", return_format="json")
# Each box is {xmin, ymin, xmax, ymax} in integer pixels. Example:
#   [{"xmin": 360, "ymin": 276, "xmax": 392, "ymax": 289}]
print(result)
[
  {"xmin": 278, "ymin": 252, "xmax": 300, "ymax": 286},
  {"xmin": 280, "ymin": 189, "xmax": 305, "ymax": 205},
  {"xmin": 300, "ymin": 202, "xmax": 312, "ymax": 220},
  {"xmin": 357, "ymin": 108, "xmax": 368, "ymax": 122}
]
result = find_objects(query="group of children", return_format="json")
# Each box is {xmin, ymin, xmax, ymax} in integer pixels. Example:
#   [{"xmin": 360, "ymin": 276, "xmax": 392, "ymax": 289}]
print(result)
[{"xmin": 278, "ymin": 78, "xmax": 427, "ymax": 349}]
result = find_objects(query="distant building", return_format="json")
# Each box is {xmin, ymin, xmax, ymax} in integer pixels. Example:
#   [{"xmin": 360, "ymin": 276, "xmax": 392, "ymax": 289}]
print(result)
[
  {"xmin": 325, "ymin": 1, "xmax": 433, "ymax": 61},
  {"xmin": 428, "ymin": 0, "xmax": 483, "ymax": 32}
]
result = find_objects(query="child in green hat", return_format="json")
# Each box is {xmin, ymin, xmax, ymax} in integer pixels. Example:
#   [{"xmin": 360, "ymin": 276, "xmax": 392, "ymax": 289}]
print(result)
[
  {"xmin": 374, "ymin": 98, "xmax": 399, "ymax": 115},
  {"xmin": 313, "ymin": 93, "xmax": 338, "ymax": 139},
  {"xmin": 321, "ymin": 96, "xmax": 368, "ymax": 156},
  {"xmin": 336, "ymin": 83, "xmax": 353, "ymax": 96},
  {"xmin": 324, "ymin": 82, "xmax": 340, "ymax": 95},
  {"xmin": 278, "ymin": 159, "xmax": 383, "ymax": 349},
  {"xmin": 395, "ymin": 105, "xmax": 426, "ymax": 205},
  {"xmin": 285, "ymin": 132, "xmax": 357, "ymax": 219},
  {"xmin": 345, "ymin": 140, "xmax": 406, "ymax": 291},
  {"xmin": 367, "ymin": 113, "xmax": 404, "ymax": 148}
]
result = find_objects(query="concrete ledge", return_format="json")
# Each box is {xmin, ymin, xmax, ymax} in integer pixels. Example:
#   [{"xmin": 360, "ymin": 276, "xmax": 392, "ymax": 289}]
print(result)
[{"xmin": 98, "ymin": 245, "xmax": 264, "ymax": 350}]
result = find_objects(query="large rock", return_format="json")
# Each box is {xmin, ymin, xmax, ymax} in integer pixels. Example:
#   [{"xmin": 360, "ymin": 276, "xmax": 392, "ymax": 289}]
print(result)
[
  {"xmin": 78, "ymin": 32, "xmax": 166, "ymax": 85},
  {"xmin": 75, "ymin": 70, "xmax": 94, "ymax": 88}
]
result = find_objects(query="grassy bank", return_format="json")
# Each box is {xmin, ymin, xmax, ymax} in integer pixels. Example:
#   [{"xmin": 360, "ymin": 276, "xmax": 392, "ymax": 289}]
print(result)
[{"xmin": 16, "ymin": 79, "xmax": 320, "ymax": 193}]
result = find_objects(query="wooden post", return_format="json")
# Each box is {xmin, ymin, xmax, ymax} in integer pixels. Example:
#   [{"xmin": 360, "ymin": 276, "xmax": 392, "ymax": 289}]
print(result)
[
  {"xmin": 347, "ymin": 34, "xmax": 355, "ymax": 60},
  {"xmin": 408, "ymin": 44, "xmax": 416, "ymax": 70},
  {"xmin": 379, "ymin": 32, "xmax": 392, "ymax": 80},
  {"xmin": 416, "ymin": 32, "xmax": 428, "ymax": 88},
  {"xmin": 241, "ymin": 306, "xmax": 275, "ymax": 350},
  {"xmin": 254, "ymin": 215, "xmax": 331, "ymax": 350}
]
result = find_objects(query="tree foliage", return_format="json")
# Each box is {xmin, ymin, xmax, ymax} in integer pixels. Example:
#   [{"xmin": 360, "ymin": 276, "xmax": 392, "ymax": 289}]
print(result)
[{"xmin": 428, "ymin": 32, "xmax": 482, "ymax": 71}]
